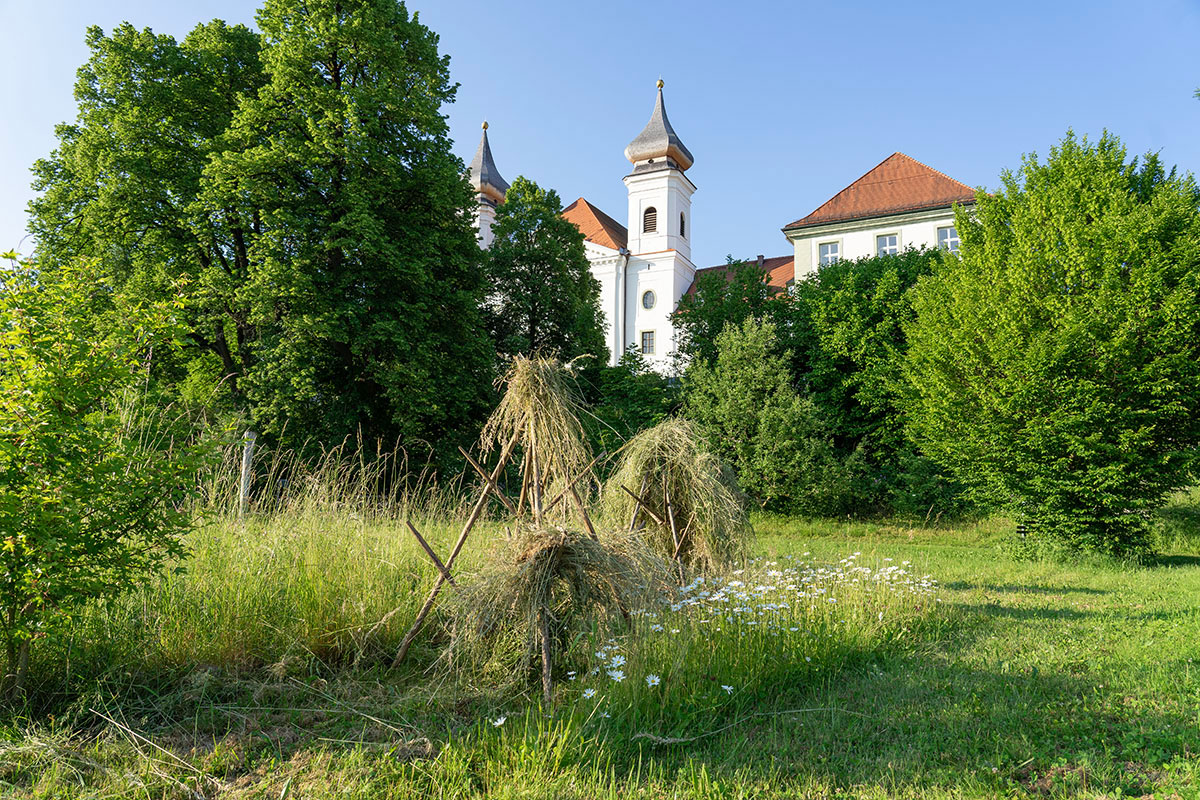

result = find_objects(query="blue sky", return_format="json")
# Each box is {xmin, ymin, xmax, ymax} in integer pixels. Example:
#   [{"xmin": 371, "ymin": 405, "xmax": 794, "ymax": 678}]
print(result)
[{"xmin": 3, "ymin": 0, "xmax": 1199, "ymax": 268}]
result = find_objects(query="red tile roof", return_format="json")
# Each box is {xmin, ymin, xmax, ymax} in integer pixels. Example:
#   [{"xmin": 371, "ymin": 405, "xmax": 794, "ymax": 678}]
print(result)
[
  {"xmin": 562, "ymin": 197, "xmax": 628, "ymax": 251},
  {"xmin": 685, "ymin": 255, "xmax": 795, "ymax": 296},
  {"xmin": 784, "ymin": 152, "xmax": 976, "ymax": 231}
]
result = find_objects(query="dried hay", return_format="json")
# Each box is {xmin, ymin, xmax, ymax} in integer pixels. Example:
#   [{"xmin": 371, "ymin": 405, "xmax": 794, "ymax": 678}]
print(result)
[
  {"xmin": 481, "ymin": 356, "xmax": 593, "ymax": 510},
  {"xmin": 602, "ymin": 418, "xmax": 751, "ymax": 571},
  {"xmin": 442, "ymin": 524, "xmax": 662, "ymax": 699}
]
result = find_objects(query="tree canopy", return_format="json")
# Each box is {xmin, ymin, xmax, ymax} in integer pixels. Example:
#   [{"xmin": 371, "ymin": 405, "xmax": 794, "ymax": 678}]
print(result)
[
  {"xmin": 29, "ymin": 0, "xmax": 495, "ymax": 459},
  {"xmin": 483, "ymin": 176, "xmax": 606, "ymax": 368},
  {"xmin": 905, "ymin": 132, "xmax": 1200, "ymax": 557}
]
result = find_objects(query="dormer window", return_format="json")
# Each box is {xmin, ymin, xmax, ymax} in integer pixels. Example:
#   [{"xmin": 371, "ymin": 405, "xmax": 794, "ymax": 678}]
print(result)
[
  {"xmin": 679, "ymin": 213, "xmax": 686, "ymax": 239},
  {"xmin": 643, "ymin": 206, "xmax": 657, "ymax": 234}
]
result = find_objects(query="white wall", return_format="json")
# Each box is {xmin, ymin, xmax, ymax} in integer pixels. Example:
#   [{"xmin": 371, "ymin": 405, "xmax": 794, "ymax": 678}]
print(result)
[{"xmin": 788, "ymin": 207, "xmax": 960, "ymax": 278}]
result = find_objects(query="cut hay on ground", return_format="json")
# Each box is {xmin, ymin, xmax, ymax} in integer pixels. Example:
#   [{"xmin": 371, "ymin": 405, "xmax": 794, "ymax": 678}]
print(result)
[{"xmin": 602, "ymin": 418, "xmax": 751, "ymax": 572}]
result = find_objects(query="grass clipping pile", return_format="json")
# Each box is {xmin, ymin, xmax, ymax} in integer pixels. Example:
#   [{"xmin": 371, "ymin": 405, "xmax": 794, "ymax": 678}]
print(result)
[{"xmin": 603, "ymin": 418, "xmax": 751, "ymax": 571}]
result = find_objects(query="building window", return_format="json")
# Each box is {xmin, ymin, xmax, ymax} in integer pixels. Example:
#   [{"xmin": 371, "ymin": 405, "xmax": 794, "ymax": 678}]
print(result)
[
  {"xmin": 643, "ymin": 206, "xmax": 657, "ymax": 233},
  {"xmin": 641, "ymin": 290, "xmax": 656, "ymax": 310},
  {"xmin": 641, "ymin": 330, "xmax": 655, "ymax": 355},
  {"xmin": 818, "ymin": 241, "xmax": 839, "ymax": 266},
  {"xmin": 679, "ymin": 213, "xmax": 686, "ymax": 239},
  {"xmin": 876, "ymin": 234, "xmax": 899, "ymax": 256},
  {"xmin": 937, "ymin": 225, "xmax": 960, "ymax": 253}
]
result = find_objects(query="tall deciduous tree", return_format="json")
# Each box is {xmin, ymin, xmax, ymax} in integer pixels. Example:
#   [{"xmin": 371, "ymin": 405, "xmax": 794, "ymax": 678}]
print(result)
[
  {"xmin": 483, "ymin": 176, "xmax": 606, "ymax": 367},
  {"xmin": 905, "ymin": 132, "xmax": 1200, "ymax": 558},
  {"xmin": 30, "ymin": 1, "xmax": 495, "ymax": 458},
  {"xmin": 29, "ymin": 21, "xmax": 265, "ymax": 408}
]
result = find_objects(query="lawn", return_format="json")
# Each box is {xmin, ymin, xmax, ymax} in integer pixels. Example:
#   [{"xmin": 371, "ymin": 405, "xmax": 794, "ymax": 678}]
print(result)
[{"xmin": 4, "ymin": 499, "xmax": 1200, "ymax": 799}]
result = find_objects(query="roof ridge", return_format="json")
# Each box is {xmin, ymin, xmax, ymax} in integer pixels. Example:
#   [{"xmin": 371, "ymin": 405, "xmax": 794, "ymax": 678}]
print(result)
[{"xmin": 893, "ymin": 151, "xmax": 975, "ymax": 193}]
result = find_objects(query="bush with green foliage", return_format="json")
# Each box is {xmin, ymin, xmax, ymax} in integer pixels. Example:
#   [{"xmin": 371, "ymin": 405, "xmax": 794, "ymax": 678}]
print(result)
[
  {"xmin": 672, "ymin": 258, "xmax": 799, "ymax": 370},
  {"xmin": 587, "ymin": 351, "xmax": 678, "ymax": 458},
  {"xmin": 905, "ymin": 132, "xmax": 1200, "ymax": 558},
  {"xmin": 684, "ymin": 318, "xmax": 850, "ymax": 513},
  {"xmin": 0, "ymin": 257, "xmax": 215, "ymax": 700},
  {"xmin": 792, "ymin": 248, "xmax": 967, "ymax": 517}
]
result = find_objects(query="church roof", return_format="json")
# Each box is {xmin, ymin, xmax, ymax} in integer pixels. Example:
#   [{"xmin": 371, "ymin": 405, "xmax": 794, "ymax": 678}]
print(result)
[
  {"xmin": 562, "ymin": 197, "xmax": 628, "ymax": 252},
  {"xmin": 783, "ymin": 152, "xmax": 975, "ymax": 231},
  {"xmin": 685, "ymin": 255, "xmax": 795, "ymax": 296},
  {"xmin": 468, "ymin": 122, "xmax": 509, "ymax": 204},
  {"xmin": 624, "ymin": 82, "xmax": 694, "ymax": 171}
]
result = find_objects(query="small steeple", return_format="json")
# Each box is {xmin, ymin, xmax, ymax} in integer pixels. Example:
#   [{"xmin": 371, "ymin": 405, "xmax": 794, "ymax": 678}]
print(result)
[
  {"xmin": 469, "ymin": 120, "xmax": 509, "ymax": 205},
  {"xmin": 624, "ymin": 80, "xmax": 694, "ymax": 171}
]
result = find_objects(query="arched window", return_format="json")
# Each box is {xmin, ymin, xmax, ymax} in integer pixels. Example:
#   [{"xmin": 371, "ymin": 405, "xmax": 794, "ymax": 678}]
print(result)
[
  {"xmin": 643, "ymin": 206, "xmax": 657, "ymax": 234},
  {"xmin": 680, "ymin": 212, "xmax": 686, "ymax": 239}
]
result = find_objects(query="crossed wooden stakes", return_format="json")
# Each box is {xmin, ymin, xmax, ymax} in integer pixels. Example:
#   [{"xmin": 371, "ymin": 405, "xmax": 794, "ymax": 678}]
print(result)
[
  {"xmin": 392, "ymin": 430, "xmax": 605, "ymax": 667},
  {"xmin": 621, "ymin": 480, "xmax": 693, "ymax": 585}
]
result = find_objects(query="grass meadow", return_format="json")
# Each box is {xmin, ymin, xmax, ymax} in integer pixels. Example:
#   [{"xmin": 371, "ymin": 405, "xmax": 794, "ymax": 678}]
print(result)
[{"xmin": 3, "ymin": 487, "xmax": 1200, "ymax": 798}]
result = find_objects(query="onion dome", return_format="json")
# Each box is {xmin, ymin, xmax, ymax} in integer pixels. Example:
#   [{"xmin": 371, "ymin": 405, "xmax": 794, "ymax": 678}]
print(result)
[
  {"xmin": 468, "ymin": 121, "xmax": 508, "ymax": 205},
  {"xmin": 624, "ymin": 80, "xmax": 693, "ymax": 171}
]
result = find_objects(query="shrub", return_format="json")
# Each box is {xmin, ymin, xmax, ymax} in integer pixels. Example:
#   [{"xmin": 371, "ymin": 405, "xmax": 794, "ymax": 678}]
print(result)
[
  {"xmin": 0, "ymin": 257, "xmax": 216, "ymax": 699},
  {"xmin": 683, "ymin": 318, "xmax": 851, "ymax": 514},
  {"xmin": 904, "ymin": 132, "xmax": 1200, "ymax": 558}
]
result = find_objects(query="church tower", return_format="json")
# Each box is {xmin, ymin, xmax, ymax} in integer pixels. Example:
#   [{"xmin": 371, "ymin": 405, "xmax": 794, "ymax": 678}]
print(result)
[
  {"xmin": 618, "ymin": 81, "xmax": 696, "ymax": 371},
  {"xmin": 468, "ymin": 121, "xmax": 509, "ymax": 249},
  {"xmin": 623, "ymin": 80, "xmax": 695, "ymax": 261}
]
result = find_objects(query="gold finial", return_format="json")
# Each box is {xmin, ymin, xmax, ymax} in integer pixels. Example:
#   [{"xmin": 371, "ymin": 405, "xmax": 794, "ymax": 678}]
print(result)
[
  {"xmin": 656, "ymin": 78, "xmax": 664, "ymax": 89},
  {"xmin": 482, "ymin": 120, "xmax": 488, "ymax": 130}
]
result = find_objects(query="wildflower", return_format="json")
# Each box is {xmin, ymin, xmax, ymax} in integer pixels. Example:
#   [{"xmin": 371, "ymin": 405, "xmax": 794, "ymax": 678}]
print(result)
[
  {"xmin": 645, "ymin": 674, "xmax": 660, "ymax": 687},
  {"xmin": 601, "ymin": 711, "xmax": 611, "ymax": 718},
  {"xmin": 650, "ymin": 623, "xmax": 664, "ymax": 632},
  {"xmin": 492, "ymin": 716, "xmax": 507, "ymax": 727},
  {"xmin": 583, "ymin": 688, "xmax": 597, "ymax": 699},
  {"xmin": 721, "ymin": 685, "xmax": 734, "ymax": 694},
  {"xmin": 609, "ymin": 655, "xmax": 626, "ymax": 668},
  {"xmin": 607, "ymin": 669, "xmax": 625, "ymax": 682},
  {"xmin": 805, "ymin": 657, "xmax": 812, "ymax": 662},
  {"xmin": 671, "ymin": 628, "xmax": 680, "ymax": 634}
]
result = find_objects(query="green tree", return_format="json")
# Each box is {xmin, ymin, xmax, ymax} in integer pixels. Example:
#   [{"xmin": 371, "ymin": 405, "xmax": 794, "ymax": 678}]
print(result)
[
  {"xmin": 30, "ymin": 2, "xmax": 496, "ymax": 459},
  {"xmin": 200, "ymin": 0, "xmax": 494, "ymax": 454},
  {"xmin": 672, "ymin": 257, "xmax": 794, "ymax": 369},
  {"xmin": 905, "ymin": 132, "xmax": 1200, "ymax": 558},
  {"xmin": 483, "ymin": 176, "xmax": 606, "ymax": 366},
  {"xmin": 28, "ymin": 20, "xmax": 265, "ymax": 410},
  {"xmin": 684, "ymin": 318, "xmax": 848, "ymax": 512},
  {"xmin": 0, "ymin": 256, "xmax": 214, "ymax": 700},
  {"xmin": 793, "ymin": 248, "xmax": 965, "ymax": 515}
]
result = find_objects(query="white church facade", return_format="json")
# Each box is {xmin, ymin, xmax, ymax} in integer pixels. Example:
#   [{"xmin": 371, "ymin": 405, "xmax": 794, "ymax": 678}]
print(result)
[{"xmin": 468, "ymin": 82, "xmax": 977, "ymax": 372}]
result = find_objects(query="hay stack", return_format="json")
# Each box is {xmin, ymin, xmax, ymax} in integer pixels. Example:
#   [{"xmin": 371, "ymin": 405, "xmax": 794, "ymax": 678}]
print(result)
[
  {"xmin": 603, "ymin": 418, "xmax": 751, "ymax": 572},
  {"xmin": 481, "ymin": 355, "xmax": 593, "ymax": 519},
  {"xmin": 445, "ymin": 524, "xmax": 658, "ymax": 703}
]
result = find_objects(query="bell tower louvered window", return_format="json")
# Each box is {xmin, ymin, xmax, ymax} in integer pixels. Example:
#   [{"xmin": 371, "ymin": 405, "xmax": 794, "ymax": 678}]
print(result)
[
  {"xmin": 643, "ymin": 206, "xmax": 657, "ymax": 233},
  {"xmin": 680, "ymin": 213, "xmax": 686, "ymax": 239}
]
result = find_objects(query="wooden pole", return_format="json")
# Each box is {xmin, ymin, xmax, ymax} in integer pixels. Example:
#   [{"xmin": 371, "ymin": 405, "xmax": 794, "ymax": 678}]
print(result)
[
  {"xmin": 620, "ymin": 485, "xmax": 665, "ymax": 527},
  {"xmin": 405, "ymin": 521, "xmax": 455, "ymax": 586},
  {"xmin": 459, "ymin": 446, "xmax": 517, "ymax": 515},
  {"xmin": 627, "ymin": 476, "xmax": 648, "ymax": 532},
  {"xmin": 515, "ymin": 449, "xmax": 532, "ymax": 518},
  {"xmin": 393, "ymin": 427, "xmax": 522, "ymax": 667},
  {"xmin": 530, "ymin": 421, "xmax": 543, "ymax": 524},
  {"xmin": 665, "ymin": 486, "xmax": 685, "ymax": 586},
  {"xmin": 238, "ymin": 430, "xmax": 257, "ymax": 521},
  {"xmin": 541, "ymin": 451, "xmax": 605, "ymax": 515},
  {"xmin": 540, "ymin": 605, "xmax": 553, "ymax": 706}
]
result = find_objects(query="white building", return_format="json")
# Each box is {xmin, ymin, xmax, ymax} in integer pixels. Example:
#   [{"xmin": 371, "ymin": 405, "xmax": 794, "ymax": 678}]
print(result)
[{"xmin": 469, "ymin": 84, "xmax": 977, "ymax": 372}]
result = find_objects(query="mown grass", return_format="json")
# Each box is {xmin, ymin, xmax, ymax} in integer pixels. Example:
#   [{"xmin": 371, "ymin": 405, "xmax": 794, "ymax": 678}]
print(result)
[{"xmin": 5, "ymin": 490, "xmax": 1200, "ymax": 798}]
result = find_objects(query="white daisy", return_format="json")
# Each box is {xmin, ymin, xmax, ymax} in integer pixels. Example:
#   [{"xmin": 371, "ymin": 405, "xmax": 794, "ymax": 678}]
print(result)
[
  {"xmin": 582, "ymin": 688, "xmax": 597, "ymax": 699},
  {"xmin": 721, "ymin": 685, "xmax": 734, "ymax": 694},
  {"xmin": 645, "ymin": 674, "xmax": 660, "ymax": 687},
  {"xmin": 491, "ymin": 716, "xmax": 506, "ymax": 727},
  {"xmin": 607, "ymin": 669, "xmax": 625, "ymax": 682}
]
